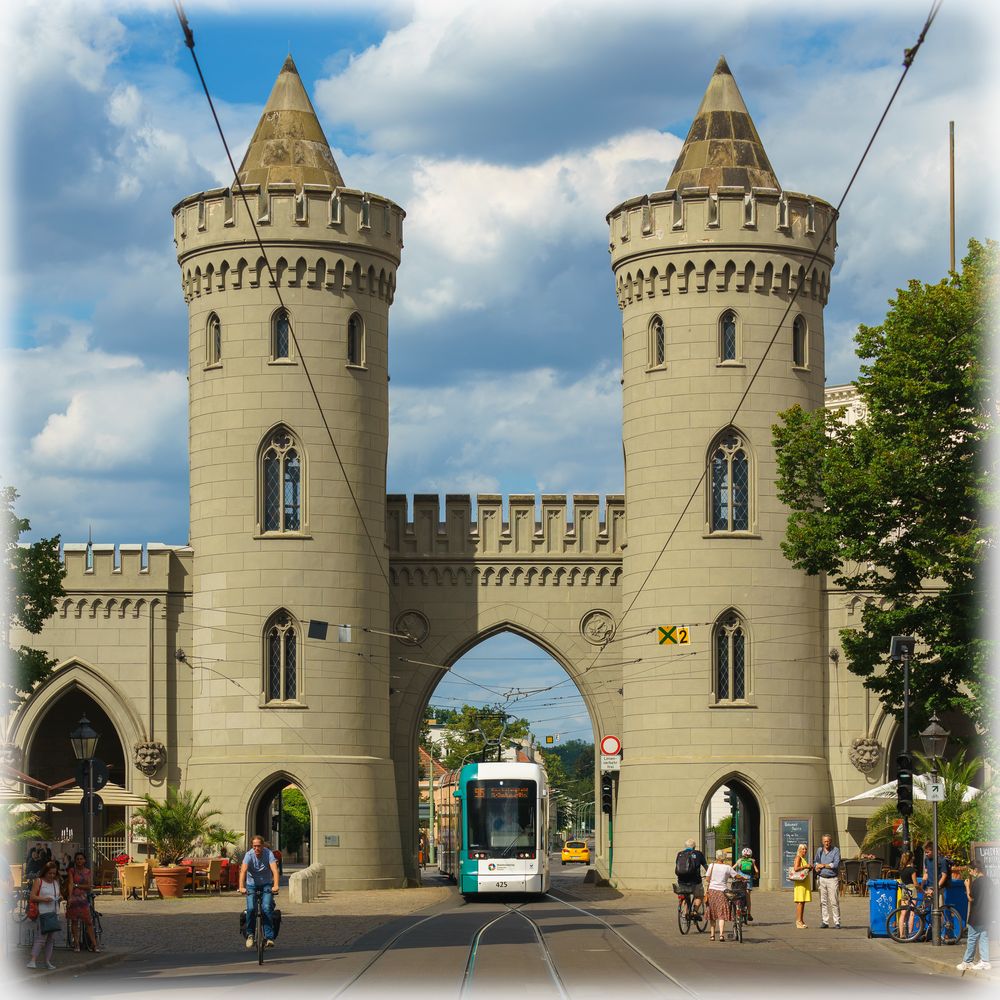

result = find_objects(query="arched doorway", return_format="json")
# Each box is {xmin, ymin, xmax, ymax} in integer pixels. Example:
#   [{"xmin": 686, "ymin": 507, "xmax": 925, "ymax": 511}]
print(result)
[
  {"xmin": 248, "ymin": 776, "xmax": 312, "ymax": 867},
  {"xmin": 25, "ymin": 686, "xmax": 127, "ymax": 866},
  {"xmin": 703, "ymin": 777, "xmax": 762, "ymax": 874}
]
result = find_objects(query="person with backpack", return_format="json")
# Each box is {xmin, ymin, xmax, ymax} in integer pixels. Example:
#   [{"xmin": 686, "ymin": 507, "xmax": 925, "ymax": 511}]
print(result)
[
  {"xmin": 735, "ymin": 848, "xmax": 759, "ymax": 922},
  {"xmin": 675, "ymin": 839, "xmax": 708, "ymax": 916}
]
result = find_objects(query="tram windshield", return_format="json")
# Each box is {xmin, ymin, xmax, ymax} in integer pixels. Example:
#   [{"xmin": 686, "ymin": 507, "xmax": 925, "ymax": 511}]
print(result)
[{"xmin": 466, "ymin": 779, "xmax": 536, "ymax": 855}]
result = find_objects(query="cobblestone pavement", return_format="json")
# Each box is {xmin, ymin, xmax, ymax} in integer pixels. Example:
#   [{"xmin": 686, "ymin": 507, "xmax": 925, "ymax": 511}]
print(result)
[{"xmin": 5, "ymin": 868, "xmax": 996, "ymax": 995}]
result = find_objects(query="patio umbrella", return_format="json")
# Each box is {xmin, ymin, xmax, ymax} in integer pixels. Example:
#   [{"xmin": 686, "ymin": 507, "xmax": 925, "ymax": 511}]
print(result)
[
  {"xmin": 10, "ymin": 802, "xmax": 61, "ymax": 813},
  {"xmin": 0, "ymin": 787, "xmax": 30, "ymax": 804},
  {"xmin": 837, "ymin": 774, "xmax": 979, "ymax": 806},
  {"xmin": 44, "ymin": 782, "xmax": 149, "ymax": 807}
]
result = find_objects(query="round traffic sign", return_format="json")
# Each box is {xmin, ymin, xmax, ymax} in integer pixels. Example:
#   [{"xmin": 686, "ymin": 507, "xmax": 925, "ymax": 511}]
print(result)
[{"xmin": 600, "ymin": 735, "xmax": 621, "ymax": 756}]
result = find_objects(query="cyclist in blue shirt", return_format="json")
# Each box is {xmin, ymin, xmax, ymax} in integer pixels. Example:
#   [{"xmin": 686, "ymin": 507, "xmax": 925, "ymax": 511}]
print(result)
[{"xmin": 239, "ymin": 835, "xmax": 280, "ymax": 949}]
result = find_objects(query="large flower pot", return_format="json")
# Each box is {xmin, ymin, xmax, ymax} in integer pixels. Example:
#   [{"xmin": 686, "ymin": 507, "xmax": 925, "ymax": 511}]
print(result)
[{"xmin": 152, "ymin": 867, "xmax": 187, "ymax": 898}]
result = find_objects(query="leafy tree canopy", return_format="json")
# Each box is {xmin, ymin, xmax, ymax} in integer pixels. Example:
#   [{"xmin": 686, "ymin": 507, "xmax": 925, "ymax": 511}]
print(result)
[
  {"xmin": 422, "ymin": 703, "xmax": 532, "ymax": 770},
  {"xmin": 2, "ymin": 486, "xmax": 65, "ymax": 705},
  {"xmin": 773, "ymin": 240, "xmax": 996, "ymax": 758}
]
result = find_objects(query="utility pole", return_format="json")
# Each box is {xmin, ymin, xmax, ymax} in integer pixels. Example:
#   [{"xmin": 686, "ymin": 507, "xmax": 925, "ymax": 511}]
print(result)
[
  {"xmin": 889, "ymin": 636, "xmax": 916, "ymax": 853},
  {"xmin": 428, "ymin": 746, "xmax": 436, "ymax": 866},
  {"xmin": 949, "ymin": 121, "xmax": 956, "ymax": 273}
]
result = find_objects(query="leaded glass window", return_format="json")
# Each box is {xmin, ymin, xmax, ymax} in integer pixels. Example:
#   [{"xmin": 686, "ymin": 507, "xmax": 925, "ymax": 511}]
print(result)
[
  {"xmin": 650, "ymin": 316, "xmax": 665, "ymax": 367},
  {"xmin": 264, "ymin": 610, "xmax": 298, "ymax": 702},
  {"xmin": 715, "ymin": 612, "xmax": 748, "ymax": 703},
  {"xmin": 710, "ymin": 431, "xmax": 750, "ymax": 532},
  {"xmin": 720, "ymin": 311, "xmax": 737, "ymax": 362},
  {"xmin": 347, "ymin": 313, "xmax": 364, "ymax": 365},
  {"xmin": 273, "ymin": 309, "xmax": 290, "ymax": 359},
  {"xmin": 793, "ymin": 315, "xmax": 806, "ymax": 367},
  {"xmin": 207, "ymin": 314, "xmax": 222, "ymax": 365},
  {"xmin": 260, "ymin": 427, "xmax": 303, "ymax": 533}
]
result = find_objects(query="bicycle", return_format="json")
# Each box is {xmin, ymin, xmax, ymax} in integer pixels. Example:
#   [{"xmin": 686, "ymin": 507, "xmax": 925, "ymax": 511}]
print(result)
[
  {"xmin": 11, "ymin": 885, "xmax": 30, "ymax": 922},
  {"xmin": 673, "ymin": 883, "xmax": 707, "ymax": 935},
  {"xmin": 65, "ymin": 892, "xmax": 103, "ymax": 952},
  {"xmin": 886, "ymin": 885, "xmax": 962, "ymax": 944},
  {"xmin": 245, "ymin": 886, "xmax": 276, "ymax": 965},
  {"xmin": 725, "ymin": 878, "xmax": 749, "ymax": 944}
]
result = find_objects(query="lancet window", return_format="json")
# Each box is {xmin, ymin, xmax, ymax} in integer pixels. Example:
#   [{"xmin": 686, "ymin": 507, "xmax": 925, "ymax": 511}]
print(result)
[
  {"xmin": 714, "ymin": 610, "xmax": 748, "ymax": 702},
  {"xmin": 792, "ymin": 315, "xmax": 807, "ymax": 367},
  {"xmin": 260, "ymin": 426, "xmax": 303, "ymax": 533},
  {"xmin": 272, "ymin": 308, "xmax": 291, "ymax": 360},
  {"xmin": 649, "ymin": 315, "xmax": 666, "ymax": 368},
  {"xmin": 709, "ymin": 429, "xmax": 751, "ymax": 533},
  {"xmin": 719, "ymin": 310, "xmax": 738, "ymax": 362},
  {"xmin": 207, "ymin": 314, "xmax": 222, "ymax": 365},
  {"xmin": 264, "ymin": 609, "xmax": 298, "ymax": 702},
  {"xmin": 347, "ymin": 313, "xmax": 365, "ymax": 366}
]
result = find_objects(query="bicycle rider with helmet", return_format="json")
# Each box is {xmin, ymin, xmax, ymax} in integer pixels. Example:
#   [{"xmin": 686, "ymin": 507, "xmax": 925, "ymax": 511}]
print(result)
[
  {"xmin": 735, "ymin": 847, "xmax": 759, "ymax": 922},
  {"xmin": 675, "ymin": 838, "xmax": 708, "ymax": 916}
]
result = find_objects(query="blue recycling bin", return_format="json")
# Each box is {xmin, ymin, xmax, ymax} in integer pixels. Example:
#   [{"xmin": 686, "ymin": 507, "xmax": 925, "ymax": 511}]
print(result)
[
  {"xmin": 867, "ymin": 879, "xmax": 900, "ymax": 938},
  {"xmin": 944, "ymin": 880, "xmax": 968, "ymax": 927}
]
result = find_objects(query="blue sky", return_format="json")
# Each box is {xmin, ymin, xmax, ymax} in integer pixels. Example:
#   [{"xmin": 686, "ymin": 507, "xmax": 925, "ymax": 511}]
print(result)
[{"xmin": 2, "ymin": 0, "xmax": 996, "ymax": 742}]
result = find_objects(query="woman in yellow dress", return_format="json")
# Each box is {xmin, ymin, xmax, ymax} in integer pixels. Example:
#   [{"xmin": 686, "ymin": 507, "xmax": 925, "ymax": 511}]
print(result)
[{"xmin": 792, "ymin": 843, "xmax": 813, "ymax": 928}]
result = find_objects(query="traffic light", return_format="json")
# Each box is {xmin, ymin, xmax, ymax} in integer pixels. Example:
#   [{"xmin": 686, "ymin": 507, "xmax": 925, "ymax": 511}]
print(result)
[
  {"xmin": 601, "ymin": 775, "xmax": 614, "ymax": 815},
  {"xmin": 896, "ymin": 752, "xmax": 914, "ymax": 816},
  {"xmin": 723, "ymin": 788, "xmax": 739, "ymax": 812}
]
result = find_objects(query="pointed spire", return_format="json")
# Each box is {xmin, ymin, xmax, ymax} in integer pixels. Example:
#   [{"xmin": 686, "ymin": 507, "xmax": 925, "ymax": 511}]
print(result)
[
  {"xmin": 237, "ymin": 55, "xmax": 345, "ymax": 190},
  {"xmin": 666, "ymin": 56, "xmax": 779, "ymax": 193}
]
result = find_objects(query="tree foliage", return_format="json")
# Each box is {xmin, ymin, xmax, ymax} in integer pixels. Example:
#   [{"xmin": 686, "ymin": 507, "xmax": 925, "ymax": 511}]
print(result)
[
  {"xmin": 773, "ymin": 240, "xmax": 996, "ymax": 756},
  {"xmin": 280, "ymin": 786, "xmax": 311, "ymax": 854},
  {"xmin": 2, "ymin": 486, "xmax": 65, "ymax": 704},
  {"xmin": 123, "ymin": 785, "xmax": 227, "ymax": 865},
  {"xmin": 424, "ymin": 703, "xmax": 532, "ymax": 769}
]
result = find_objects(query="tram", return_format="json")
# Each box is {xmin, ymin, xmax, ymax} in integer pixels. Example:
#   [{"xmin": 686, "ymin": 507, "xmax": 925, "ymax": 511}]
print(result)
[{"xmin": 437, "ymin": 761, "xmax": 551, "ymax": 896}]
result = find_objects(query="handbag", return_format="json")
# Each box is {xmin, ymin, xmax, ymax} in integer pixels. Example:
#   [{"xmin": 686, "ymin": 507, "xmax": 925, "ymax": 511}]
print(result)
[
  {"xmin": 26, "ymin": 899, "xmax": 39, "ymax": 920},
  {"xmin": 788, "ymin": 866, "xmax": 810, "ymax": 881},
  {"xmin": 38, "ymin": 910, "xmax": 61, "ymax": 934}
]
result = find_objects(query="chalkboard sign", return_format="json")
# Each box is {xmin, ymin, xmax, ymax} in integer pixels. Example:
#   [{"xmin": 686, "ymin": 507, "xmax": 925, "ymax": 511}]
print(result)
[
  {"xmin": 971, "ymin": 842, "xmax": 1000, "ymax": 885},
  {"xmin": 780, "ymin": 817, "xmax": 811, "ymax": 889}
]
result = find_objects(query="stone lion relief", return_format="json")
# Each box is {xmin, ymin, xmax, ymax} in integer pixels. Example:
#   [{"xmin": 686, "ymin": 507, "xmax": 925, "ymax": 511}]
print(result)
[
  {"xmin": 133, "ymin": 740, "xmax": 166, "ymax": 777},
  {"xmin": 580, "ymin": 610, "xmax": 616, "ymax": 646},
  {"xmin": 848, "ymin": 736, "xmax": 882, "ymax": 774},
  {"xmin": 394, "ymin": 610, "xmax": 430, "ymax": 646}
]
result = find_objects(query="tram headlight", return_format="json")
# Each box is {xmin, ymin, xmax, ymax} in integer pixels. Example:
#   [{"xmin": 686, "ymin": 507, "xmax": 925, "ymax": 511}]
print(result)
[{"xmin": 516, "ymin": 851, "xmax": 536, "ymax": 859}]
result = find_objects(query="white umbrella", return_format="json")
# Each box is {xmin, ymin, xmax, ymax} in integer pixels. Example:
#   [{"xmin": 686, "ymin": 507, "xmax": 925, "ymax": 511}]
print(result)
[
  {"xmin": 0, "ymin": 787, "xmax": 31, "ymax": 804},
  {"xmin": 44, "ymin": 782, "xmax": 149, "ymax": 807},
  {"xmin": 837, "ymin": 774, "xmax": 979, "ymax": 806},
  {"xmin": 10, "ymin": 802, "xmax": 61, "ymax": 813}
]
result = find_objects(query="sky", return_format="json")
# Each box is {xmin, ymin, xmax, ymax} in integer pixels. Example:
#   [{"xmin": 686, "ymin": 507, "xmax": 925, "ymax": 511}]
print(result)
[{"xmin": 2, "ymin": 0, "xmax": 996, "ymax": 743}]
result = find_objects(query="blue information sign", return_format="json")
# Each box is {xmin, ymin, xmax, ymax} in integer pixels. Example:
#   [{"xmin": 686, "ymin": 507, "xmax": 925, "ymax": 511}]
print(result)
[{"xmin": 780, "ymin": 817, "xmax": 811, "ymax": 889}]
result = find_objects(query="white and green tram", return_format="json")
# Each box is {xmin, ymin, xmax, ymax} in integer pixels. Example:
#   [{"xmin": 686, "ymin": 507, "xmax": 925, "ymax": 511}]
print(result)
[{"xmin": 438, "ymin": 761, "xmax": 551, "ymax": 896}]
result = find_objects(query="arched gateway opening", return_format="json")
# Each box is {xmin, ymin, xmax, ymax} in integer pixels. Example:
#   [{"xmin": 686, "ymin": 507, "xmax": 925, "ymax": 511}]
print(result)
[
  {"xmin": 703, "ymin": 777, "xmax": 762, "ymax": 876},
  {"xmin": 248, "ymin": 775, "xmax": 312, "ymax": 867}
]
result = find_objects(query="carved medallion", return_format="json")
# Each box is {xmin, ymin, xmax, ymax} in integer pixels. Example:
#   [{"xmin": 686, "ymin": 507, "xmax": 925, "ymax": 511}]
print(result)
[
  {"xmin": 394, "ymin": 610, "xmax": 430, "ymax": 645},
  {"xmin": 580, "ymin": 610, "xmax": 616, "ymax": 645},
  {"xmin": 849, "ymin": 737, "xmax": 882, "ymax": 773},
  {"xmin": 133, "ymin": 740, "xmax": 166, "ymax": 777}
]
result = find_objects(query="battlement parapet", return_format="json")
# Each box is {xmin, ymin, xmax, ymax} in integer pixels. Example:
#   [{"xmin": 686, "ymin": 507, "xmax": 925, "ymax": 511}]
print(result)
[
  {"xmin": 173, "ymin": 183, "xmax": 404, "ymax": 291},
  {"xmin": 607, "ymin": 188, "xmax": 836, "ymax": 310},
  {"xmin": 386, "ymin": 494, "xmax": 626, "ymax": 560},
  {"xmin": 60, "ymin": 543, "xmax": 193, "ymax": 593}
]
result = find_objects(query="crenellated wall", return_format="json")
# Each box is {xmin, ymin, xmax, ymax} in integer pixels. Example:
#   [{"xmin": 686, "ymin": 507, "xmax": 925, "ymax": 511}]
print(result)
[{"xmin": 58, "ymin": 543, "xmax": 192, "ymax": 601}]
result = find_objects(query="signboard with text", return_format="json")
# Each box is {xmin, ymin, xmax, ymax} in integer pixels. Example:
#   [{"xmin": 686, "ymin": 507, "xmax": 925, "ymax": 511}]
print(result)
[{"xmin": 779, "ymin": 817, "xmax": 811, "ymax": 890}]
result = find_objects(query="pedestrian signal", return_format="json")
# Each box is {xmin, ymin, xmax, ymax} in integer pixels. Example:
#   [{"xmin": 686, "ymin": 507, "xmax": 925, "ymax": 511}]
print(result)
[
  {"xmin": 601, "ymin": 775, "xmax": 614, "ymax": 815},
  {"xmin": 896, "ymin": 752, "xmax": 914, "ymax": 817}
]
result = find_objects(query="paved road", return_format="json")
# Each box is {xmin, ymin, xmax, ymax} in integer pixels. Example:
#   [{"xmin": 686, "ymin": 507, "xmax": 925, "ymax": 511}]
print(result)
[{"xmin": 7, "ymin": 857, "xmax": 995, "ymax": 998}]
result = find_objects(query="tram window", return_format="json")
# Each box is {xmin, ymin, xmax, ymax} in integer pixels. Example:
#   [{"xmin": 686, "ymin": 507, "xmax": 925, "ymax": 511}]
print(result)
[{"xmin": 467, "ymin": 780, "xmax": 536, "ymax": 854}]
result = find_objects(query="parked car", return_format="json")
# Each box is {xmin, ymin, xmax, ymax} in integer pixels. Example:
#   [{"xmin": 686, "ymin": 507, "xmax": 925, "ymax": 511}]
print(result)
[{"xmin": 561, "ymin": 840, "xmax": 590, "ymax": 865}]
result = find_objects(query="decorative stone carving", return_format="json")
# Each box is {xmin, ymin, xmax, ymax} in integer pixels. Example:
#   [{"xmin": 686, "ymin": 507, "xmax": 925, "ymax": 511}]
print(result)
[
  {"xmin": 849, "ymin": 737, "xmax": 882, "ymax": 773},
  {"xmin": 133, "ymin": 740, "xmax": 166, "ymax": 777},
  {"xmin": 394, "ymin": 610, "xmax": 430, "ymax": 646},
  {"xmin": 580, "ymin": 610, "xmax": 616, "ymax": 646},
  {"xmin": 0, "ymin": 741, "xmax": 21, "ymax": 769}
]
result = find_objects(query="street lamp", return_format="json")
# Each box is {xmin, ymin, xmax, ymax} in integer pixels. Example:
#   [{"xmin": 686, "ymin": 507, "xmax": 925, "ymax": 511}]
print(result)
[
  {"xmin": 889, "ymin": 636, "xmax": 916, "ymax": 852},
  {"xmin": 919, "ymin": 713, "xmax": 950, "ymax": 947},
  {"xmin": 69, "ymin": 715, "xmax": 100, "ymax": 866}
]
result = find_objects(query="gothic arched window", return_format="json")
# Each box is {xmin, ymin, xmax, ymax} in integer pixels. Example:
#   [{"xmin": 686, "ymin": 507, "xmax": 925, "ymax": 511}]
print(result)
[
  {"xmin": 714, "ymin": 610, "xmax": 748, "ymax": 702},
  {"xmin": 347, "ymin": 313, "xmax": 365, "ymax": 366},
  {"xmin": 260, "ymin": 426, "xmax": 303, "ymax": 533},
  {"xmin": 709, "ymin": 429, "xmax": 751, "ymax": 533},
  {"xmin": 207, "ymin": 314, "xmax": 222, "ymax": 365},
  {"xmin": 649, "ymin": 315, "xmax": 666, "ymax": 368},
  {"xmin": 792, "ymin": 315, "xmax": 807, "ymax": 367},
  {"xmin": 264, "ymin": 609, "xmax": 298, "ymax": 702},
  {"xmin": 719, "ymin": 310, "xmax": 738, "ymax": 362},
  {"xmin": 272, "ymin": 308, "xmax": 290, "ymax": 360}
]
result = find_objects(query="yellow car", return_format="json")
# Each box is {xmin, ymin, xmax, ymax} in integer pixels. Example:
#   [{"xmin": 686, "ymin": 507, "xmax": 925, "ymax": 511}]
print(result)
[{"xmin": 561, "ymin": 840, "xmax": 590, "ymax": 865}]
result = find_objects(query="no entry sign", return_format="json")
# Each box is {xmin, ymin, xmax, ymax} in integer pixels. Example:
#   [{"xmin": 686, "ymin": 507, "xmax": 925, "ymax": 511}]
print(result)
[{"xmin": 600, "ymin": 735, "xmax": 621, "ymax": 756}]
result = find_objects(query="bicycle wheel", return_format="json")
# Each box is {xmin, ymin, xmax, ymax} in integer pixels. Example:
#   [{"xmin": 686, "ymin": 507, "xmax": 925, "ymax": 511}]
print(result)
[
  {"xmin": 256, "ymin": 901, "xmax": 265, "ymax": 965},
  {"xmin": 734, "ymin": 912, "xmax": 743, "ymax": 943},
  {"xmin": 693, "ymin": 905, "xmax": 707, "ymax": 933},
  {"xmin": 886, "ymin": 906, "xmax": 924, "ymax": 943},
  {"xmin": 12, "ymin": 891, "xmax": 28, "ymax": 923},
  {"xmin": 677, "ymin": 900, "xmax": 691, "ymax": 935},
  {"xmin": 940, "ymin": 905, "xmax": 963, "ymax": 944},
  {"xmin": 91, "ymin": 909, "xmax": 103, "ymax": 950}
]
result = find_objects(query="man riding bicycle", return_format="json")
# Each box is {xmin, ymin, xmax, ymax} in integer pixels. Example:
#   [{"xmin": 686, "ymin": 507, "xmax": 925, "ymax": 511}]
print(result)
[
  {"xmin": 240, "ymin": 835, "xmax": 280, "ymax": 949},
  {"xmin": 675, "ymin": 838, "xmax": 708, "ymax": 915}
]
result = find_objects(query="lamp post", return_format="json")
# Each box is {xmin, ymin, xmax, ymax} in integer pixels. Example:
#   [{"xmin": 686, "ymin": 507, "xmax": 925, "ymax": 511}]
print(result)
[
  {"xmin": 69, "ymin": 715, "xmax": 100, "ymax": 866},
  {"xmin": 919, "ymin": 713, "xmax": 950, "ymax": 947}
]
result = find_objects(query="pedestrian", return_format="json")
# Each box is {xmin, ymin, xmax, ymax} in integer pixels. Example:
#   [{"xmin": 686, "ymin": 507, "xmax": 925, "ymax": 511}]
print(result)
[
  {"xmin": 25, "ymin": 847, "xmax": 43, "ymax": 880},
  {"xmin": 674, "ymin": 838, "xmax": 708, "ymax": 917},
  {"xmin": 735, "ymin": 848, "xmax": 759, "ymax": 921},
  {"xmin": 895, "ymin": 851, "xmax": 919, "ymax": 938},
  {"xmin": 921, "ymin": 843, "xmax": 951, "ymax": 898},
  {"xmin": 26, "ymin": 860, "xmax": 63, "ymax": 970},
  {"xmin": 66, "ymin": 852, "xmax": 101, "ymax": 952},
  {"xmin": 813, "ymin": 833, "xmax": 842, "ymax": 928},
  {"xmin": 239, "ymin": 835, "xmax": 280, "ymax": 949},
  {"xmin": 790, "ymin": 843, "xmax": 813, "ymax": 928},
  {"xmin": 956, "ymin": 861, "xmax": 992, "ymax": 971},
  {"xmin": 705, "ymin": 849, "xmax": 739, "ymax": 942}
]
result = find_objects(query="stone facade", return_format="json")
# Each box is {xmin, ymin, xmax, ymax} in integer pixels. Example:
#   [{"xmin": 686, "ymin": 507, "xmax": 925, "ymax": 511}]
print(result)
[{"xmin": 8, "ymin": 57, "xmax": 907, "ymax": 890}]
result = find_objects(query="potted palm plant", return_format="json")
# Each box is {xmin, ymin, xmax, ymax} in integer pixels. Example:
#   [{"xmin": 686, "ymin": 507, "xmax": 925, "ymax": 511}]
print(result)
[{"xmin": 119, "ymin": 786, "xmax": 228, "ymax": 898}]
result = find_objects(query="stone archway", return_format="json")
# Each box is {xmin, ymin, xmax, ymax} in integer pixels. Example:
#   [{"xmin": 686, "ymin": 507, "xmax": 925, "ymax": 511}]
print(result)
[
  {"xmin": 702, "ymin": 774, "xmax": 763, "ymax": 878},
  {"xmin": 246, "ymin": 772, "xmax": 312, "ymax": 868}
]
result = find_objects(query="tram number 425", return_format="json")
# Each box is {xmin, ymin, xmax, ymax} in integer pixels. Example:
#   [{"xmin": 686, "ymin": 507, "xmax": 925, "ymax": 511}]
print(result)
[{"xmin": 494, "ymin": 881, "xmax": 508, "ymax": 888}]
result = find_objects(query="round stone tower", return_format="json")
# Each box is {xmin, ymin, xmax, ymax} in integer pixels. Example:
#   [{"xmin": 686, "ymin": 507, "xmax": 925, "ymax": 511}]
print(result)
[
  {"xmin": 173, "ymin": 57, "xmax": 404, "ymax": 888},
  {"xmin": 607, "ymin": 58, "xmax": 838, "ymax": 889}
]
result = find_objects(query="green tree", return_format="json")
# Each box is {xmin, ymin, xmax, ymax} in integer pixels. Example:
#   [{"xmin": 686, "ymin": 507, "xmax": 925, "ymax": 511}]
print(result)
[
  {"xmin": 120, "ymin": 786, "xmax": 227, "ymax": 865},
  {"xmin": 280, "ymin": 786, "xmax": 311, "ymax": 855},
  {"xmin": 773, "ymin": 240, "xmax": 996, "ymax": 757},
  {"xmin": 431, "ymin": 703, "xmax": 532, "ymax": 769},
  {"xmin": 2, "ymin": 486, "xmax": 65, "ymax": 704}
]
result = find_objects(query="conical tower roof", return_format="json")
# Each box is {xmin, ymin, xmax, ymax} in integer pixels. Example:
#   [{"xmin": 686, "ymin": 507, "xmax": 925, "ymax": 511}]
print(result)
[
  {"xmin": 666, "ymin": 56, "xmax": 779, "ymax": 193},
  {"xmin": 236, "ymin": 55, "xmax": 345, "ymax": 190}
]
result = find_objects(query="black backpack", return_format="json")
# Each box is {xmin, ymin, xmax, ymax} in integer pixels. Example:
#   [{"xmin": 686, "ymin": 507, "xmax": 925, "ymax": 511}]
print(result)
[{"xmin": 675, "ymin": 850, "xmax": 701, "ymax": 879}]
